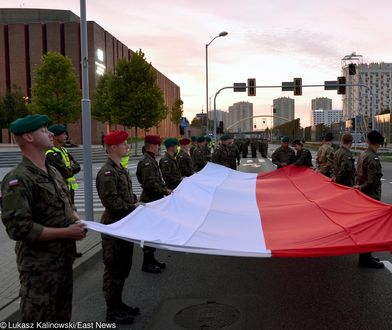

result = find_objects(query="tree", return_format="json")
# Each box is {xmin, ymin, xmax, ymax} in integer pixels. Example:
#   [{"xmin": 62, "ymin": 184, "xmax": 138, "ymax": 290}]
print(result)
[
  {"xmin": 170, "ymin": 98, "xmax": 184, "ymax": 135},
  {"xmin": 92, "ymin": 71, "xmax": 117, "ymax": 126},
  {"xmin": 113, "ymin": 50, "xmax": 167, "ymax": 155},
  {"xmin": 29, "ymin": 51, "xmax": 81, "ymax": 124},
  {"xmin": 190, "ymin": 117, "xmax": 202, "ymax": 129},
  {"xmin": 0, "ymin": 87, "xmax": 29, "ymax": 128}
]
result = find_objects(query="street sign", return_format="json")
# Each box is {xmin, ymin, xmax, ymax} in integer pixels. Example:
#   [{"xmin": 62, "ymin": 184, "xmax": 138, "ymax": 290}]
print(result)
[
  {"xmin": 281, "ymin": 81, "xmax": 294, "ymax": 91},
  {"xmin": 180, "ymin": 117, "xmax": 189, "ymax": 127},
  {"xmin": 233, "ymin": 82, "xmax": 246, "ymax": 92}
]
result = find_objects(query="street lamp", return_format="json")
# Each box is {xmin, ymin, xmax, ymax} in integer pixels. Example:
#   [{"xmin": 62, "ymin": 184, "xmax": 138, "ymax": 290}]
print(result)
[{"xmin": 206, "ymin": 31, "xmax": 228, "ymax": 135}]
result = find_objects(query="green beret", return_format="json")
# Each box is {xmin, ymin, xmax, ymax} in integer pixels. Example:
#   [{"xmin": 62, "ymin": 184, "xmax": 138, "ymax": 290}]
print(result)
[
  {"xmin": 205, "ymin": 136, "xmax": 212, "ymax": 142},
  {"xmin": 164, "ymin": 137, "xmax": 179, "ymax": 148},
  {"xmin": 10, "ymin": 114, "xmax": 49, "ymax": 135},
  {"xmin": 220, "ymin": 134, "xmax": 232, "ymax": 141},
  {"xmin": 197, "ymin": 136, "xmax": 206, "ymax": 143},
  {"xmin": 281, "ymin": 136, "xmax": 289, "ymax": 143},
  {"xmin": 48, "ymin": 124, "xmax": 67, "ymax": 136}
]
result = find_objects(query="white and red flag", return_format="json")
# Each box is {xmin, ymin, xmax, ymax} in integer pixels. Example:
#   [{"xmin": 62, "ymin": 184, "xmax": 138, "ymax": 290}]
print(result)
[{"xmin": 84, "ymin": 163, "xmax": 392, "ymax": 258}]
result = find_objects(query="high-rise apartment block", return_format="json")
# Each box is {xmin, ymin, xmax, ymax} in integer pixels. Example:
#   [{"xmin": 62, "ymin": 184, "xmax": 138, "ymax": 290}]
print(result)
[
  {"xmin": 311, "ymin": 109, "xmax": 343, "ymax": 126},
  {"xmin": 228, "ymin": 101, "xmax": 253, "ymax": 132},
  {"xmin": 312, "ymin": 97, "xmax": 332, "ymax": 110},
  {"xmin": 273, "ymin": 97, "xmax": 294, "ymax": 127}
]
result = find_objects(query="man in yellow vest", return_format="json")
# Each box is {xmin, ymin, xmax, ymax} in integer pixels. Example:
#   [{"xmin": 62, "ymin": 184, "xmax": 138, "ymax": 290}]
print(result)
[{"xmin": 46, "ymin": 125, "xmax": 82, "ymax": 257}]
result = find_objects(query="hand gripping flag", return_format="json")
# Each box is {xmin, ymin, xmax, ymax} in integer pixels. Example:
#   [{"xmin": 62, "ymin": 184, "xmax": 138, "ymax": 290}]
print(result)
[{"xmin": 84, "ymin": 163, "xmax": 392, "ymax": 258}]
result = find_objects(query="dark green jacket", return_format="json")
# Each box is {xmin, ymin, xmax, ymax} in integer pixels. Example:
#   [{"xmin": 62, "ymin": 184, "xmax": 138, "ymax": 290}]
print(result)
[
  {"xmin": 96, "ymin": 158, "xmax": 136, "ymax": 224},
  {"xmin": 192, "ymin": 147, "xmax": 207, "ymax": 172},
  {"xmin": 159, "ymin": 152, "xmax": 182, "ymax": 190},
  {"xmin": 212, "ymin": 144, "xmax": 231, "ymax": 168},
  {"xmin": 333, "ymin": 146, "xmax": 355, "ymax": 187},
  {"xmin": 271, "ymin": 146, "xmax": 296, "ymax": 168},
  {"xmin": 177, "ymin": 150, "xmax": 194, "ymax": 177},
  {"xmin": 294, "ymin": 148, "xmax": 312, "ymax": 167},
  {"xmin": 1, "ymin": 157, "xmax": 77, "ymax": 272},
  {"xmin": 356, "ymin": 148, "xmax": 383, "ymax": 200}
]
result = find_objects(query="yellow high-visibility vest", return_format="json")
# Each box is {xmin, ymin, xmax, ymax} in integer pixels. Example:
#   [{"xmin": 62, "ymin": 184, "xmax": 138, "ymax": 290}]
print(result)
[{"xmin": 46, "ymin": 146, "xmax": 79, "ymax": 190}]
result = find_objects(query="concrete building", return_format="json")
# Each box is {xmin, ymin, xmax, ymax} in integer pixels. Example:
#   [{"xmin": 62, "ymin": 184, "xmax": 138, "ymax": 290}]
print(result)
[
  {"xmin": 342, "ymin": 62, "xmax": 392, "ymax": 120},
  {"xmin": 0, "ymin": 8, "xmax": 180, "ymax": 143},
  {"xmin": 273, "ymin": 97, "xmax": 294, "ymax": 127},
  {"xmin": 312, "ymin": 109, "xmax": 343, "ymax": 126},
  {"xmin": 312, "ymin": 97, "xmax": 332, "ymax": 110},
  {"xmin": 208, "ymin": 109, "xmax": 228, "ymax": 127},
  {"xmin": 228, "ymin": 101, "xmax": 253, "ymax": 132}
]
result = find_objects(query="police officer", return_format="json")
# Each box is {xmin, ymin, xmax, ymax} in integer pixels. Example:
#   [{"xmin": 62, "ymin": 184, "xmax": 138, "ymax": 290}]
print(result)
[
  {"xmin": 1, "ymin": 114, "xmax": 86, "ymax": 322},
  {"xmin": 136, "ymin": 135, "xmax": 171, "ymax": 273},
  {"xmin": 292, "ymin": 139, "xmax": 312, "ymax": 167},
  {"xmin": 316, "ymin": 133, "xmax": 335, "ymax": 177},
  {"xmin": 354, "ymin": 130, "xmax": 385, "ymax": 269},
  {"xmin": 332, "ymin": 133, "xmax": 355, "ymax": 187},
  {"xmin": 96, "ymin": 130, "xmax": 141, "ymax": 324},
  {"xmin": 192, "ymin": 136, "xmax": 208, "ymax": 172},
  {"xmin": 212, "ymin": 134, "xmax": 232, "ymax": 168},
  {"xmin": 46, "ymin": 125, "xmax": 80, "ymax": 203},
  {"xmin": 159, "ymin": 138, "xmax": 182, "ymax": 190},
  {"xmin": 177, "ymin": 138, "xmax": 194, "ymax": 177},
  {"xmin": 271, "ymin": 136, "xmax": 296, "ymax": 168}
]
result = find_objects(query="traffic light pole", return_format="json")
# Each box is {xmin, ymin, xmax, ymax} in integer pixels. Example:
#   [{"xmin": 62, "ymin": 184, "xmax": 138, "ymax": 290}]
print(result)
[{"xmin": 212, "ymin": 83, "xmax": 374, "ymax": 144}]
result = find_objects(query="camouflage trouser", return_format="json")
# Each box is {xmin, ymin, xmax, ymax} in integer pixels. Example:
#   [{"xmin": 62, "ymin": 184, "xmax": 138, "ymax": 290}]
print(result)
[
  {"xmin": 102, "ymin": 234, "xmax": 134, "ymax": 302},
  {"xmin": 19, "ymin": 264, "xmax": 73, "ymax": 322}
]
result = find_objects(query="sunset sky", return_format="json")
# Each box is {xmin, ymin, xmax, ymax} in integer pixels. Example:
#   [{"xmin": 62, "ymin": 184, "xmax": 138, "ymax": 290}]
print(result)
[{"xmin": 1, "ymin": 0, "xmax": 392, "ymax": 127}]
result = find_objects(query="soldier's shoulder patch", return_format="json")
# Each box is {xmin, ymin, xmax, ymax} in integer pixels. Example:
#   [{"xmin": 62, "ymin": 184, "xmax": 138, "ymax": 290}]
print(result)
[
  {"xmin": 8, "ymin": 179, "xmax": 19, "ymax": 187},
  {"xmin": 104, "ymin": 171, "xmax": 113, "ymax": 176},
  {"xmin": 163, "ymin": 160, "xmax": 169, "ymax": 163},
  {"xmin": 144, "ymin": 162, "xmax": 150, "ymax": 166},
  {"xmin": 374, "ymin": 157, "xmax": 379, "ymax": 160}
]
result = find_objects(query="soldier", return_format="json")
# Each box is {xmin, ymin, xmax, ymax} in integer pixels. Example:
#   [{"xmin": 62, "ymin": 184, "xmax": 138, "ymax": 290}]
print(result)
[
  {"xmin": 271, "ymin": 136, "xmax": 296, "ymax": 168},
  {"xmin": 332, "ymin": 133, "xmax": 355, "ymax": 187},
  {"xmin": 189, "ymin": 136, "xmax": 197, "ymax": 157},
  {"xmin": 204, "ymin": 136, "xmax": 213, "ymax": 162},
  {"xmin": 354, "ymin": 130, "xmax": 385, "ymax": 269},
  {"xmin": 177, "ymin": 138, "xmax": 194, "ymax": 177},
  {"xmin": 211, "ymin": 134, "xmax": 232, "ymax": 168},
  {"xmin": 242, "ymin": 139, "xmax": 250, "ymax": 158},
  {"xmin": 46, "ymin": 125, "xmax": 80, "ymax": 203},
  {"xmin": 192, "ymin": 136, "xmax": 208, "ymax": 172},
  {"xmin": 250, "ymin": 138, "xmax": 258, "ymax": 158},
  {"xmin": 261, "ymin": 139, "xmax": 269, "ymax": 158},
  {"xmin": 292, "ymin": 140, "xmax": 312, "ymax": 167},
  {"xmin": 1, "ymin": 114, "xmax": 86, "ymax": 322},
  {"xmin": 227, "ymin": 137, "xmax": 241, "ymax": 170},
  {"xmin": 136, "ymin": 135, "xmax": 171, "ymax": 273},
  {"xmin": 96, "ymin": 130, "xmax": 141, "ymax": 324},
  {"xmin": 159, "ymin": 138, "xmax": 182, "ymax": 190},
  {"xmin": 316, "ymin": 133, "xmax": 335, "ymax": 177}
]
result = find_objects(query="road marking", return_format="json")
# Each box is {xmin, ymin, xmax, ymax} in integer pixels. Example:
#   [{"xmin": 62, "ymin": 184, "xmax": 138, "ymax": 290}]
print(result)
[
  {"xmin": 258, "ymin": 159, "xmax": 266, "ymax": 163},
  {"xmin": 382, "ymin": 260, "xmax": 392, "ymax": 273},
  {"xmin": 246, "ymin": 160, "xmax": 253, "ymax": 163},
  {"xmin": 381, "ymin": 178, "xmax": 386, "ymax": 181}
]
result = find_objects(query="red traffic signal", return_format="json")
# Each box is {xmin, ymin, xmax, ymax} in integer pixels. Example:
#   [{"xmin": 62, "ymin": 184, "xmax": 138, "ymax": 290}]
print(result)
[
  {"xmin": 294, "ymin": 78, "xmax": 302, "ymax": 96},
  {"xmin": 337, "ymin": 76, "xmax": 346, "ymax": 95},
  {"xmin": 247, "ymin": 78, "xmax": 256, "ymax": 96}
]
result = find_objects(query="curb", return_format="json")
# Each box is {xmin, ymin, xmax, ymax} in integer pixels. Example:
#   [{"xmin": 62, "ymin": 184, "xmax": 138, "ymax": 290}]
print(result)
[{"xmin": 0, "ymin": 239, "xmax": 103, "ymax": 322}]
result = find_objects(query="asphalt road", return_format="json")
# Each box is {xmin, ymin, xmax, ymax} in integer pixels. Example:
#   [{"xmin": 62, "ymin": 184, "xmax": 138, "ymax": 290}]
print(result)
[{"xmin": 70, "ymin": 157, "xmax": 392, "ymax": 329}]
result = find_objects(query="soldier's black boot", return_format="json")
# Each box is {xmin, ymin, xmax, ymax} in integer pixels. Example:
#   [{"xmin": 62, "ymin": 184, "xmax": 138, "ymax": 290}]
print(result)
[
  {"xmin": 116, "ymin": 281, "xmax": 140, "ymax": 316},
  {"xmin": 151, "ymin": 257, "xmax": 166, "ymax": 269},
  {"xmin": 142, "ymin": 255, "xmax": 161, "ymax": 273},
  {"xmin": 358, "ymin": 253, "xmax": 384, "ymax": 269},
  {"xmin": 106, "ymin": 300, "xmax": 134, "ymax": 324}
]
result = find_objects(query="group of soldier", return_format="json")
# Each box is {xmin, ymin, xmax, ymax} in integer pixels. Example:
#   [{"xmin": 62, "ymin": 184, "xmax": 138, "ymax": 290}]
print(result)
[{"xmin": 271, "ymin": 131, "xmax": 386, "ymax": 269}]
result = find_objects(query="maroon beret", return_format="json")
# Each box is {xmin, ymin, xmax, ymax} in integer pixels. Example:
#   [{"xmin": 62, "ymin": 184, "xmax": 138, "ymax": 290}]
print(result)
[
  {"xmin": 145, "ymin": 135, "xmax": 161, "ymax": 145},
  {"xmin": 104, "ymin": 130, "xmax": 129, "ymax": 145},
  {"xmin": 179, "ymin": 138, "xmax": 191, "ymax": 145}
]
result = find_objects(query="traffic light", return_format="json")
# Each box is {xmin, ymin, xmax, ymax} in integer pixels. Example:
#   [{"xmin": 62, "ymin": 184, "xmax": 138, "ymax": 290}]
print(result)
[
  {"xmin": 247, "ymin": 78, "xmax": 256, "ymax": 96},
  {"xmin": 337, "ymin": 76, "xmax": 346, "ymax": 94},
  {"xmin": 348, "ymin": 63, "xmax": 356, "ymax": 75},
  {"xmin": 294, "ymin": 78, "xmax": 302, "ymax": 96},
  {"xmin": 368, "ymin": 121, "xmax": 372, "ymax": 130},
  {"xmin": 351, "ymin": 118, "xmax": 355, "ymax": 130}
]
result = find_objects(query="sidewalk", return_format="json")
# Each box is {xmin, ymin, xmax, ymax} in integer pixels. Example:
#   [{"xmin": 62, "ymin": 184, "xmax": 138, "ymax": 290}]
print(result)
[{"xmin": 0, "ymin": 212, "xmax": 103, "ymax": 321}]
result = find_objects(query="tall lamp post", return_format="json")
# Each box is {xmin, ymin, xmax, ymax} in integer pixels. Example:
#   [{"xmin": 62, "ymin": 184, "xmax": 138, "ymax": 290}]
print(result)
[{"xmin": 206, "ymin": 31, "xmax": 228, "ymax": 135}]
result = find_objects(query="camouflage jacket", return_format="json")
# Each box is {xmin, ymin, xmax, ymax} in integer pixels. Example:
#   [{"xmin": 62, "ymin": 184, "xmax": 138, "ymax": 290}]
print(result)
[
  {"xmin": 227, "ymin": 144, "xmax": 241, "ymax": 169},
  {"xmin": 137, "ymin": 152, "xmax": 168, "ymax": 202},
  {"xmin": 212, "ymin": 144, "xmax": 231, "ymax": 168},
  {"xmin": 1, "ymin": 157, "xmax": 77, "ymax": 272},
  {"xmin": 332, "ymin": 146, "xmax": 355, "ymax": 187},
  {"xmin": 271, "ymin": 146, "xmax": 296, "ymax": 168},
  {"xmin": 177, "ymin": 150, "xmax": 194, "ymax": 177},
  {"xmin": 192, "ymin": 147, "xmax": 207, "ymax": 172},
  {"xmin": 204, "ymin": 144, "xmax": 212, "ymax": 161},
  {"xmin": 356, "ymin": 148, "xmax": 383, "ymax": 200},
  {"xmin": 316, "ymin": 143, "xmax": 335, "ymax": 175},
  {"xmin": 159, "ymin": 152, "xmax": 182, "ymax": 190},
  {"xmin": 294, "ymin": 148, "xmax": 313, "ymax": 167},
  {"xmin": 96, "ymin": 158, "xmax": 136, "ymax": 224}
]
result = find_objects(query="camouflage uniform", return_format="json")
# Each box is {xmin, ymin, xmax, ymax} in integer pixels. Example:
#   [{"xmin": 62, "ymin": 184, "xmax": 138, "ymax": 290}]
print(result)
[
  {"xmin": 176, "ymin": 149, "xmax": 194, "ymax": 177},
  {"xmin": 294, "ymin": 148, "xmax": 312, "ymax": 167},
  {"xmin": 96, "ymin": 159, "xmax": 136, "ymax": 306},
  {"xmin": 212, "ymin": 144, "xmax": 231, "ymax": 168},
  {"xmin": 250, "ymin": 139, "xmax": 258, "ymax": 158},
  {"xmin": 332, "ymin": 146, "xmax": 355, "ymax": 187},
  {"xmin": 192, "ymin": 147, "xmax": 207, "ymax": 172},
  {"xmin": 271, "ymin": 146, "xmax": 296, "ymax": 168},
  {"xmin": 316, "ymin": 143, "xmax": 335, "ymax": 177},
  {"xmin": 1, "ymin": 157, "xmax": 77, "ymax": 322},
  {"xmin": 159, "ymin": 152, "xmax": 182, "ymax": 190},
  {"xmin": 242, "ymin": 140, "xmax": 250, "ymax": 158},
  {"xmin": 356, "ymin": 148, "xmax": 383, "ymax": 201},
  {"xmin": 204, "ymin": 143, "xmax": 212, "ymax": 162},
  {"xmin": 46, "ymin": 146, "xmax": 80, "ymax": 203},
  {"xmin": 227, "ymin": 144, "xmax": 241, "ymax": 170}
]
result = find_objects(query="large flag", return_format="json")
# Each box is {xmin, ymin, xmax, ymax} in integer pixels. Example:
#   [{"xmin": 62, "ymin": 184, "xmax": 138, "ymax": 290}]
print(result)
[{"xmin": 84, "ymin": 163, "xmax": 392, "ymax": 258}]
